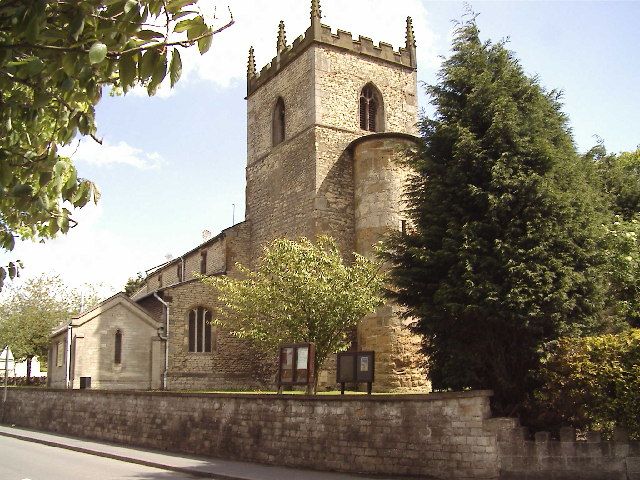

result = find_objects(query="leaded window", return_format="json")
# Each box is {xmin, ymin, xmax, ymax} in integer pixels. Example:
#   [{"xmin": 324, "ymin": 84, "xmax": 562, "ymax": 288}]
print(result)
[{"xmin": 188, "ymin": 307, "xmax": 212, "ymax": 353}]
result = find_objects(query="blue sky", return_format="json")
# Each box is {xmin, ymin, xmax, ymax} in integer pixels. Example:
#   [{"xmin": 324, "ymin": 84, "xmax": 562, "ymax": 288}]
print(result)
[{"xmin": 2, "ymin": 0, "xmax": 639, "ymax": 297}]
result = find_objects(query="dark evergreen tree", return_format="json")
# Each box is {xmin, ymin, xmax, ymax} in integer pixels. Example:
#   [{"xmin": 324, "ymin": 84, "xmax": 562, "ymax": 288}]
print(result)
[{"xmin": 384, "ymin": 19, "xmax": 608, "ymax": 414}]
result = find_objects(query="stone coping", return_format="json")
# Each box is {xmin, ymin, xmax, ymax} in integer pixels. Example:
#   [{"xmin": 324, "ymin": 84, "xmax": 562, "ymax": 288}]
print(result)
[
  {"xmin": 11, "ymin": 387, "xmax": 493, "ymax": 402},
  {"xmin": 346, "ymin": 132, "xmax": 420, "ymax": 153}
]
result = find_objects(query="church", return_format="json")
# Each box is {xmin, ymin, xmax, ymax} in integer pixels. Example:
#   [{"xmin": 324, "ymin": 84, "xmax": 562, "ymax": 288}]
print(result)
[{"xmin": 49, "ymin": 0, "xmax": 428, "ymax": 392}]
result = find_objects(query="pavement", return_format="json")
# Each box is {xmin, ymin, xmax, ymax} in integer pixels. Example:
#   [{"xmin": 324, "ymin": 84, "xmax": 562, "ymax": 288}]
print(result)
[{"xmin": 0, "ymin": 425, "xmax": 405, "ymax": 480}]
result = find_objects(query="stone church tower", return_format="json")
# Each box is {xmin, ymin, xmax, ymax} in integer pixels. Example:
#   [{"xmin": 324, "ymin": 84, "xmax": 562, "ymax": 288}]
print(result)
[
  {"xmin": 71, "ymin": 0, "xmax": 428, "ymax": 392},
  {"xmin": 243, "ymin": 1, "xmax": 427, "ymax": 390}
]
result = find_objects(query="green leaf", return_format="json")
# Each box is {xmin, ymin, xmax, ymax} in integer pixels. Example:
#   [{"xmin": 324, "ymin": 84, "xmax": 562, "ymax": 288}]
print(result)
[
  {"xmin": 0, "ymin": 163, "xmax": 12, "ymax": 187},
  {"xmin": 25, "ymin": 58, "xmax": 45, "ymax": 77},
  {"xmin": 124, "ymin": 0, "xmax": 138, "ymax": 14},
  {"xmin": 54, "ymin": 161, "xmax": 66, "ymax": 177},
  {"xmin": 187, "ymin": 21, "xmax": 207, "ymax": 41},
  {"xmin": 140, "ymin": 48, "xmax": 159, "ymax": 80},
  {"xmin": 59, "ymin": 215, "xmax": 70, "ymax": 233},
  {"xmin": 8, "ymin": 262, "xmax": 16, "ymax": 280},
  {"xmin": 136, "ymin": 30, "xmax": 164, "ymax": 41},
  {"xmin": 47, "ymin": 218, "xmax": 58, "ymax": 236},
  {"xmin": 60, "ymin": 76, "xmax": 74, "ymax": 92},
  {"xmin": 33, "ymin": 89, "xmax": 48, "ymax": 108},
  {"xmin": 148, "ymin": 52, "xmax": 167, "ymax": 95},
  {"xmin": 89, "ymin": 42, "xmax": 108, "ymax": 65},
  {"xmin": 118, "ymin": 52, "xmax": 136, "ymax": 89},
  {"xmin": 12, "ymin": 184, "xmax": 33, "ymax": 197},
  {"xmin": 167, "ymin": 0, "xmax": 195, "ymax": 14},
  {"xmin": 64, "ymin": 167, "xmax": 78, "ymax": 191},
  {"xmin": 197, "ymin": 31, "xmax": 212, "ymax": 55},
  {"xmin": 174, "ymin": 18, "xmax": 202, "ymax": 33},
  {"xmin": 1, "ymin": 233, "xmax": 15, "ymax": 251},
  {"xmin": 69, "ymin": 12, "xmax": 85, "ymax": 41},
  {"xmin": 169, "ymin": 49, "xmax": 182, "ymax": 87},
  {"xmin": 61, "ymin": 53, "xmax": 76, "ymax": 76},
  {"xmin": 39, "ymin": 171, "xmax": 53, "ymax": 187}
]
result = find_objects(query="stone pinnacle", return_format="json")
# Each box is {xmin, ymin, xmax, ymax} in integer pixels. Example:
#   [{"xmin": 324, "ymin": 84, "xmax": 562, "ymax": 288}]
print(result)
[
  {"xmin": 277, "ymin": 20, "xmax": 287, "ymax": 53},
  {"xmin": 311, "ymin": 0, "xmax": 321, "ymax": 21},
  {"xmin": 406, "ymin": 16, "xmax": 416, "ymax": 48},
  {"xmin": 247, "ymin": 46, "xmax": 256, "ymax": 77}
]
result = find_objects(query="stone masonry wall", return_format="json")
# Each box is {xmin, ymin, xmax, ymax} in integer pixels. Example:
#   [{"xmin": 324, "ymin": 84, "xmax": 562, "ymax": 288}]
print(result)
[
  {"xmin": 247, "ymin": 47, "xmax": 314, "ymax": 166},
  {"xmin": 133, "ymin": 234, "xmax": 227, "ymax": 299},
  {"xmin": 314, "ymin": 45, "xmax": 418, "ymax": 135},
  {"xmin": 48, "ymin": 302, "xmax": 163, "ymax": 390},
  {"xmin": 164, "ymin": 280, "xmax": 273, "ymax": 390},
  {"xmin": 351, "ymin": 135, "xmax": 428, "ymax": 392},
  {"xmin": 245, "ymin": 127, "xmax": 316, "ymax": 265},
  {"xmin": 47, "ymin": 331, "xmax": 66, "ymax": 388},
  {"xmin": 489, "ymin": 419, "xmax": 640, "ymax": 480},
  {"xmin": 1, "ymin": 388, "xmax": 501, "ymax": 480}
]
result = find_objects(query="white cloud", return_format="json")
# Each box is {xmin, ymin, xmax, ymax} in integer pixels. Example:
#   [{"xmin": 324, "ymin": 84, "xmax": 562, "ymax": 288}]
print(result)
[
  {"xmin": 166, "ymin": 0, "xmax": 438, "ymax": 90},
  {"xmin": 60, "ymin": 139, "xmax": 166, "ymax": 170},
  {"xmin": 0, "ymin": 204, "xmax": 165, "ymax": 299}
]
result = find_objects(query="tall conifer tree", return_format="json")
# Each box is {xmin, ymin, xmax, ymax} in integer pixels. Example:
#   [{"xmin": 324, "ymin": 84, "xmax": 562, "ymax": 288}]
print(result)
[{"xmin": 385, "ymin": 19, "xmax": 607, "ymax": 413}]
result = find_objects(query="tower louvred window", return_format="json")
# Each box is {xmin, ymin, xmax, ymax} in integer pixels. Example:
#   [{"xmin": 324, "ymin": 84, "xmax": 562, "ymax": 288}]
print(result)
[{"xmin": 359, "ymin": 84, "xmax": 383, "ymax": 132}]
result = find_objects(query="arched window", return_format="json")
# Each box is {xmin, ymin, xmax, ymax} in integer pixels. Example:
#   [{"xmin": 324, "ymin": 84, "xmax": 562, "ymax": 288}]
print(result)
[
  {"xmin": 188, "ymin": 307, "xmax": 212, "ymax": 353},
  {"xmin": 114, "ymin": 329, "xmax": 122, "ymax": 364},
  {"xmin": 359, "ymin": 83, "xmax": 384, "ymax": 132},
  {"xmin": 272, "ymin": 97, "xmax": 285, "ymax": 146}
]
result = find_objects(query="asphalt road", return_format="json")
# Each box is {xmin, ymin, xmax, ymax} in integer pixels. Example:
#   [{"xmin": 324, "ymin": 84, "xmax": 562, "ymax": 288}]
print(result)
[{"xmin": 0, "ymin": 435, "xmax": 200, "ymax": 480}]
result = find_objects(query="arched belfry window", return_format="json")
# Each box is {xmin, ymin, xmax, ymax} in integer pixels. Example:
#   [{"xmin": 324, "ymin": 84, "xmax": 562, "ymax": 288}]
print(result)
[
  {"xmin": 272, "ymin": 97, "xmax": 285, "ymax": 146},
  {"xmin": 359, "ymin": 83, "xmax": 384, "ymax": 132},
  {"xmin": 114, "ymin": 329, "xmax": 122, "ymax": 364},
  {"xmin": 188, "ymin": 307, "xmax": 212, "ymax": 353}
]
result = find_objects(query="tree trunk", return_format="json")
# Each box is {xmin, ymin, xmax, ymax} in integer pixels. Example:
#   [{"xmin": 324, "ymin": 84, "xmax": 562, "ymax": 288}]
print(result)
[{"xmin": 26, "ymin": 356, "xmax": 32, "ymax": 385}]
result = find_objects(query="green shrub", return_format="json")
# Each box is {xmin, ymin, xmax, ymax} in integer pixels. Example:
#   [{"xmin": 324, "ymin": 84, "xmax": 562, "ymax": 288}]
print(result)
[{"xmin": 534, "ymin": 330, "xmax": 640, "ymax": 439}]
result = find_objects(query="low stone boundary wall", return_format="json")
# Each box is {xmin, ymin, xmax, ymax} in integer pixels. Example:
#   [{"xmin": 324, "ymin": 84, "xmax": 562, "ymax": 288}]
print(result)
[
  {"xmin": 492, "ymin": 420, "xmax": 640, "ymax": 480},
  {"xmin": 1, "ymin": 388, "xmax": 499, "ymax": 479},
  {"xmin": 4, "ymin": 388, "xmax": 636, "ymax": 479}
]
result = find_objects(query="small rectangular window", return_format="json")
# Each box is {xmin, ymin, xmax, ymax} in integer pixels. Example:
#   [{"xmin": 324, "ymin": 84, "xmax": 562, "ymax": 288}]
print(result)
[
  {"xmin": 401, "ymin": 220, "xmax": 407, "ymax": 235},
  {"xmin": 200, "ymin": 251, "xmax": 207, "ymax": 274},
  {"xmin": 157, "ymin": 273, "xmax": 162, "ymax": 287},
  {"xmin": 114, "ymin": 330, "xmax": 122, "ymax": 364}
]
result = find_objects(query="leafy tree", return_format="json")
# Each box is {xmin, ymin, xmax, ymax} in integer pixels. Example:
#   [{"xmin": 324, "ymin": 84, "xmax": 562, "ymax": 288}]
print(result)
[
  {"xmin": 599, "ymin": 216, "xmax": 640, "ymax": 328},
  {"xmin": 534, "ymin": 330, "xmax": 640, "ymax": 439},
  {"xmin": 204, "ymin": 237, "xmax": 385, "ymax": 393},
  {"xmin": 583, "ymin": 145, "xmax": 640, "ymax": 220},
  {"xmin": 580, "ymin": 146, "xmax": 640, "ymax": 328},
  {"xmin": 383, "ymin": 19, "xmax": 608, "ymax": 414},
  {"xmin": 0, "ymin": 275, "xmax": 101, "ymax": 382},
  {"xmin": 0, "ymin": 0, "xmax": 233, "ymax": 287},
  {"xmin": 124, "ymin": 272, "xmax": 145, "ymax": 297}
]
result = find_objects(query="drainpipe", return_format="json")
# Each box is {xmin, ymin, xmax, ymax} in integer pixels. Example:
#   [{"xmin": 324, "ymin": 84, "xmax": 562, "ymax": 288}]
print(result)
[
  {"xmin": 180, "ymin": 256, "xmax": 185, "ymax": 282},
  {"xmin": 65, "ymin": 323, "xmax": 72, "ymax": 389},
  {"xmin": 153, "ymin": 292, "xmax": 169, "ymax": 390},
  {"xmin": 3, "ymin": 345, "xmax": 9, "ymax": 404}
]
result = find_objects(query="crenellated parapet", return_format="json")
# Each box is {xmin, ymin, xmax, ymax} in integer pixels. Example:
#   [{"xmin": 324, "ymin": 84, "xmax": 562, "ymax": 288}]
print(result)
[{"xmin": 247, "ymin": 0, "xmax": 416, "ymax": 96}]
